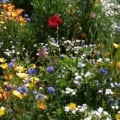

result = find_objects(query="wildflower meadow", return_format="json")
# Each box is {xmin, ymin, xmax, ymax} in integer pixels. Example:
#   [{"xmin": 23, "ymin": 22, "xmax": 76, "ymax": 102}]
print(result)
[{"xmin": 0, "ymin": 0, "xmax": 120, "ymax": 119}]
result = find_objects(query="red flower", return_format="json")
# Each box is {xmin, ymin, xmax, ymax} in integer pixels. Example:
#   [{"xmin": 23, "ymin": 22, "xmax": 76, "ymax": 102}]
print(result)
[{"xmin": 48, "ymin": 15, "xmax": 62, "ymax": 28}]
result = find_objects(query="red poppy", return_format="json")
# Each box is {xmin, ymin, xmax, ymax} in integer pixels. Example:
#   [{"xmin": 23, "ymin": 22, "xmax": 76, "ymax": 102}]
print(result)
[{"xmin": 48, "ymin": 15, "xmax": 62, "ymax": 28}]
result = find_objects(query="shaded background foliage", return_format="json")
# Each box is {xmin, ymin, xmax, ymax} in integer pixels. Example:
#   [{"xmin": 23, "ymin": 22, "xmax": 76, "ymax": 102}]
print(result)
[{"xmin": 11, "ymin": 0, "xmax": 33, "ymax": 15}]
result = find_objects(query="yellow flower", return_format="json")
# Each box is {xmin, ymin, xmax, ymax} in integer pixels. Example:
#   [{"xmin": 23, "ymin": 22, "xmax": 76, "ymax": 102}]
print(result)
[
  {"xmin": 0, "ymin": 58, "xmax": 6, "ymax": 63},
  {"xmin": 30, "ymin": 64, "xmax": 36, "ymax": 68},
  {"xmin": 97, "ymin": 43, "xmax": 104, "ymax": 49},
  {"xmin": 38, "ymin": 102, "xmax": 47, "ymax": 110},
  {"xmin": 116, "ymin": 113, "xmax": 120, "ymax": 120},
  {"xmin": 3, "ymin": 26, "xmax": 7, "ymax": 30},
  {"xmin": 16, "ymin": 72, "xmax": 28, "ymax": 79},
  {"xmin": 116, "ymin": 61, "xmax": 120, "ymax": 68},
  {"xmin": 0, "ymin": 63, "xmax": 8, "ymax": 69},
  {"xmin": 0, "ymin": 88, "xmax": 3, "ymax": 93},
  {"xmin": 0, "ymin": 107, "xmax": 5, "ymax": 117},
  {"xmin": 39, "ymin": 66, "xmax": 45, "ymax": 71},
  {"xmin": 3, "ymin": 82, "xmax": 10, "ymax": 86},
  {"xmin": 44, "ymin": 96, "xmax": 49, "ymax": 100},
  {"xmin": 13, "ymin": 90, "xmax": 23, "ymax": 99},
  {"xmin": 15, "ymin": 66, "xmax": 26, "ymax": 72},
  {"xmin": 94, "ymin": 0, "xmax": 99, "ymax": 6},
  {"xmin": 0, "ymin": 21, "xmax": 5, "ymax": 24},
  {"xmin": 31, "ymin": 77, "xmax": 39, "ymax": 82},
  {"xmin": 112, "ymin": 91, "xmax": 117, "ymax": 97},
  {"xmin": 68, "ymin": 103, "xmax": 76, "ymax": 110},
  {"xmin": 26, "ymin": 77, "xmax": 39, "ymax": 88},
  {"xmin": 113, "ymin": 43, "xmax": 119, "ymax": 48}
]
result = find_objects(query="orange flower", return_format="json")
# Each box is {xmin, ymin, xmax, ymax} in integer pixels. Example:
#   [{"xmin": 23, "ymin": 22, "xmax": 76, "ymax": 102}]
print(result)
[
  {"xmin": 16, "ymin": 9, "xmax": 24, "ymax": 16},
  {"xmin": 8, "ymin": 5, "xmax": 15, "ymax": 11},
  {"xmin": 2, "ymin": 74, "xmax": 13, "ymax": 80},
  {"xmin": 18, "ymin": 109, "xmax": 25, "ymax": 115},
  {"xmin": 38, "ymin": 102, "xmax": 47, "ymax": 110},
  {"xmin": 11, "ymin": 12, "xmax": 17, "ymax": 18},
  {"xmin": 3, "ymin": 91, "xmax": 9, "ymax": 100},
  {"xmin": 0, "ymin": 93, "xmax": 4, "ymax": 102},
  {"xmin": 2, "ymin": 3, "xmax": 8, "ymax": 9},
  {"xmin": 80, "ymin": 33, "xmax": 87, "ymax": 39},
  {"xmin": 7, "ymin": 11, "xmax": 12, "ymax": 17},
  {"xmin": 104, "ymin": 52, "xmax": 110, "ymax": 57},
  {"xmin": 16, "ymin": 16, "xmax": 25, "ymax": 22}
]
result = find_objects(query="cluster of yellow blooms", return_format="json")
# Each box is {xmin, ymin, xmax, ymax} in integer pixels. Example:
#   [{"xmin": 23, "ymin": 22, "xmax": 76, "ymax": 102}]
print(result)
[{"xmin": 0, "ymin": 57, "xmax": 49, "ymax": 117}]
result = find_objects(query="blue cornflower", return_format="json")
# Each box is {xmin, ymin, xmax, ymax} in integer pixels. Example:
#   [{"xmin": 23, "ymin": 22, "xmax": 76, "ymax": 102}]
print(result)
[
  {"xmin": 8, "ymin": 62, "xmax": 15, "ymax": 68},
  {"xmin": 99, "ymin": 68, "xmax": 108, "ymax": 75},
  {"xmin": 17, "ymin": 86, "xmax": 28, "ymax": 94},
  {"xmin": 48, "ymin": 86, "xmax": 55, "ymax": 94},
  {"xmin": 28, "ymin": 68, "xmax": 36, "ymax": 75},
  {"xmin": 46, "ymin": 66, "xmax": 54, "ymax": 73}
]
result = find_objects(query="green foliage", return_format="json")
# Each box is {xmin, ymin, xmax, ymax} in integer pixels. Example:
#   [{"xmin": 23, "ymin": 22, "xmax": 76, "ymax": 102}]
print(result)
[
  {"xmin": 10, "ymin": 0, "xmax": 33, "ymax": 15},
  {"xmin": 0, "ymin": 0, "xmax": 120, "ymax": 119},
  {"xmin": 0, "ymin": 21, "xmax": 36, "ymax": 59}
]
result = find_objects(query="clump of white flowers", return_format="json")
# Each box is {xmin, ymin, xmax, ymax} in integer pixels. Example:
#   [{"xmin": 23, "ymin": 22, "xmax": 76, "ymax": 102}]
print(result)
[{"xmin": 64, "ymin": 103, "xmax": 112, "ymax": 120}]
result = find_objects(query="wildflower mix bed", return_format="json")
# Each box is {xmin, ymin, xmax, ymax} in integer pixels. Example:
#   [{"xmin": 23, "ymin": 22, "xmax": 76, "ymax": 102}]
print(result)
[{"xmin": 0, "ymin": 0, "xmax": 120, "ymax": 120}]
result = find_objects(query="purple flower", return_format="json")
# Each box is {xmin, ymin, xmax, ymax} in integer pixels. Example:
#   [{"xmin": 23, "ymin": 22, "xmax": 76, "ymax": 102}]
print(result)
[
  {"xmin": 1, "ymin": 0, "xmax": 9, "ymax": 3},
  {"xmin": 48, "ymin": 86, "xmax": 55, "ymax": 94},
  {"xmin": 32, "ymin": 91, "xmax": 38, "ymax": 95},
  {"xmin": 38, "ymin": 48, "xmax": 46, "ymax": 60},
  {"xmin": 17, "ymin": 86, "xmax": 28, "ymax": 94},
  {"xmin": 99, "ymin": 68, "xmax": 108, "ymax": 75},
  {"xmin": 8, "ymin": 62, "xmax": 15, "ymax": 68},
  {"xmin": 25, "ymin": 79, "xmax": 31, "ymax": 84},
  {"xmin": 11, "ymin": 58, "xmax": 16, "ymax": 62},
  {"xmin": 28, "ymin": 68, "xmax": 36, "ymax": 74},
  {"xmin": 26, "ymin": 18, "xmax": 31, "ymax": 22},
  {"xmin": 46, "ymin": 66, "xmax": 54, "ymax": 73},
  {"xmin": 6, "ymin": 86, "xmax": 12, "ymax": 91}
]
